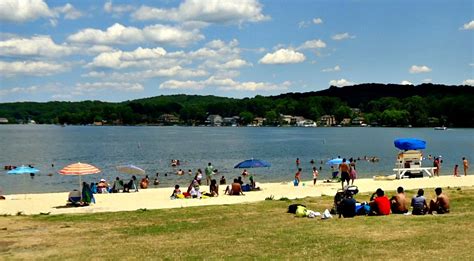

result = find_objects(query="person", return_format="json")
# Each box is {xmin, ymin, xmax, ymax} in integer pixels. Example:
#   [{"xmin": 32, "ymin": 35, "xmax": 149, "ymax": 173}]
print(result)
[
  {"xmin": 249, "ymin": 175, "xmax": 261, "ymax": 190},
  {"xmin": 369, "ymin": 188, "xmax": 390, "ymax": 215},
  {"xmin": 225, "ymin": 178, "xmax": 244, "ymax": 196},
  {"xmin": 177, "ymin": 169, "xmax": 184, "ymax": 175},
  {"xmin": 153, "ymin": 173, "xmax": 160, "ymax": 185},
  {"xmin": 68, "ymin": 189, "xmax": 82, "ymax": 206},
  {"xmin": 331, "ymin": 166, "xmax": 338, "ymax": 179},
  {"xmin": 294, "ymin": 168, "xmax": 302, "ymax": 186},
  {"xmin": 130, "ymin": 175, "xmax": 139, "ymax": 192},
  {"xmin": 296, "ymin": 158, "xmax": 301, "ymax": 166},
  {"xmin": 90, "ymin": 182, "xmax": 97, "ymax": 194},
  {"xmin": 411, "ymin": 189, "xmax": 428, "ymax": 215},
  {"xmin": 390, "ymin": 187, "xmax": 408, "ymax": 214},
  {"xmin": 205, "ymin": 162, "xmax": 214, "ymax": 185},
  {"xmin": 453, "ymin": 165, "xmax": 459, "ymax": 177},
  {"xmin": 195, "ymin": 169, "xmax": 203, "ymax": 185},
  {"xmin": 219, "ymin": 175, "xmax": 226, "ymax": 185},
  {"xmin": 429, "ymin": 187, "xmax": 450, "ymax": 214},
  {"xmin": 112, "ymin": 177, "xmax": 123, "ymax": 193},
  {"xmin": 237, "ymin": 176, "xmax": 244, "ymax": 185},
  {"xmin": 463, "ymin": 157, "xmax": 469, "ymax": 176},
  {"xmin": 209, "ymin": 179, "xmax": 219, "ymax": 197},
  {"xmin": 310, "ymin": 159, "xmax": 315, "ymax": 165},
  {"xmin": 349, "ymin": 158, "xmax": 357, "ymax": 185},
  {"xmin": 189, "ymin": 179, "xmax": 201, "ymax": 198},
  {"xmin": 339, "ymin": 158, "xmax": 350, "ymax": 189},
  {"xmin": 188, "ymin": 169, "xmax": 193, "ymax": 176},
  {"xmin": 433, "ymin": 157, "xmax": 440, "ymax": 177},
  {"xmin": 339, "ymin": 192, "xmax": 356, "ymax": 218},
  {"xmin": 140, "ymin": 175, "xmax": 149, "ymax": 189},
  {"xmin": 97, "ymin": 178, "xmax": 109, "ymax": 193},
  {"xmin": 242, "ymin": 169, "xmax": 249, "ymax": 178},
  {"xmin": 170, "ymin": 185, "xmax": 182, "ymax": 199},
  {"xmin": 81, "ymin": 182, "xmax": 95, "ymax": 205},
  {"xmin": 312, "ymin": 167, "xmax": 319, "ymax": 185}
]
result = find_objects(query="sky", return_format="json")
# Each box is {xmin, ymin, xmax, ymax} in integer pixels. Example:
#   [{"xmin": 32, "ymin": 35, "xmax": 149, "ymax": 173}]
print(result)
[{"xmin": 0, "ymin": 0, "xmax": 472, "ymax": 102}]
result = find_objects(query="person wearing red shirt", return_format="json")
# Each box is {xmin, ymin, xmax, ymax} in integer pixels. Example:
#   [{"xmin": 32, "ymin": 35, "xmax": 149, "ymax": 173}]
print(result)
[{"xmin": 369, "ymin": 188, "xmax": 391, "ymax": 215}]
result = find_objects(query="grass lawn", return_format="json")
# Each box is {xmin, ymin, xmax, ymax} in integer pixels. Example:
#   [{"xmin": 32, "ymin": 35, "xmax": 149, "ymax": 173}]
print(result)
[{"xmin": 1, "ymin": 187, "xmax": 474, "ymax": 260}]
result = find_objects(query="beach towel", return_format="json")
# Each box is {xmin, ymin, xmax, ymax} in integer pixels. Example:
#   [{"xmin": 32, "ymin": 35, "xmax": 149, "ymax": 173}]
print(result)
[{"xmin": 295, "ymin": 206, "xmax": 307, "ymax": 217}]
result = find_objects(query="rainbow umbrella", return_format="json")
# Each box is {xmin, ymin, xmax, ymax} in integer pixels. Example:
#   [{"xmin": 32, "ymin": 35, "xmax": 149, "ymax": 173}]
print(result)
[{"xmin": 59, "ymin": 162, "xmax": 101, "ymax": 191}]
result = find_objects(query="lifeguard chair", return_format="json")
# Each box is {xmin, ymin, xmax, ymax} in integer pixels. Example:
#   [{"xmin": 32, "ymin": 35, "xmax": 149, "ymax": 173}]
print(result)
[{"xmin": 393, "ymin": 138, "xmax": 434, "ymax": 179}]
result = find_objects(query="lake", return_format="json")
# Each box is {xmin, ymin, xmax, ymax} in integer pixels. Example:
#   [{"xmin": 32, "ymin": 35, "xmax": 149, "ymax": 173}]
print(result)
[{"xmin": 0, "ymin": 125, "xmax": 472, "ymax": 194}]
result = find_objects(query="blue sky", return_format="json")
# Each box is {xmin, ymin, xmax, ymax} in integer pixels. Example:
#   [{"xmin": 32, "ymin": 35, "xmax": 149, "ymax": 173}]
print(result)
[{"xmin": 0, "ymin": 0, "xmax": 472, "ymax": 102}]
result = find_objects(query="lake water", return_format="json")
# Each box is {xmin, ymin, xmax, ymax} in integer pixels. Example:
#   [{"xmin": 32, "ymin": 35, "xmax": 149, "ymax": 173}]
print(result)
[{"xmin": 0, "ymin": 125, "xmax": 472, "ymax": 194}]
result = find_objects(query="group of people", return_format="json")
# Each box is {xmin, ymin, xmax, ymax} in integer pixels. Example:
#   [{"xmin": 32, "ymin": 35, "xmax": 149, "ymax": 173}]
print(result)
[{"xmin": 338, "ymin": 186, "xmax": 450, "ymax": 218}]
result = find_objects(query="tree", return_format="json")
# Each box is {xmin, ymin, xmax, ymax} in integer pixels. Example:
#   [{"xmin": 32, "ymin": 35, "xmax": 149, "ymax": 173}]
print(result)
[{"xmin": 239, "ymin": 111, "xmax": 254, "ymax": 125}]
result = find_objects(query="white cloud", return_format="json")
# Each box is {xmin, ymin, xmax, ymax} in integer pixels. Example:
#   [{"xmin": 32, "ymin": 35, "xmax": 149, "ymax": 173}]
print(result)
[
  {"xmin": 313, "ymin": 18, "xmax": 323, "ymax": 24},
  {"xmin": 298, "ymin": 39, "xmax": 326, "ymax": 49},
  {"xmin": 329, "ymin": 78, "xmax": 354, "ymax": 87},
  {"xmin": 460, "ymin": 20, "xmax": 474, "ymax": 30},
  {"xmin": 132, "ymin": 0, "xmax": 269, "ymax": 24},
  {"xmin": 83, "ymin": 66, "xmax": 208, "ymax": 81},
  {"xmin": 423, "ymin": 78, "xmax": 432, "ymax": 83},
  {"xmin": 470, "ymin": 63, "xmax": 474, "ymax": 67},
  {"xmin": 0, "ymin": 35, "xmax": 74, "ymax": 57},
  {"xmin": 462, "ymin": 79, "xmax": 474, "ymax": 86},
  {"xmin": 67, "ymin": 23, "xmax": 203, "ymax": 47},
  {"xmin": 400, "ymin": 80, "xmax": 413, "ymax": 85},
  {"xmin": 0, "ymin": 61, "xmax": 68, "ymax": 76},
  {"xmin": 259, "ymin": 49, "xmax": 306, "ymax": 64},
  {"xmin": 104, "ymin": 1, "xmax": 135, "ymax": 16},
  {"xmin": 87, "ymin": 47, "xmax": 167, "ymax": 69},
  {"xmin": 331, "ymin": 32, "xmax": 355, "ymax": 41},
  {"xmin": 159, "ymin": 76, "xmax": 290, "ymax": 91},
  {"xmin": 75, "ymin": 82, "xmax": 144, "ymax": 93},
  {"xmin": 221, "ymin": 59, "xmax": 252, "ymax": 69},
  {"xmin": 54, "ymin": 3, "xmax": 82, "ymax": 20},
  {"xmin": 409, "ymin": 65, "xmax": 432, "ymax": 74},
  {"xmin": 0, "ymin": 0, "xmax": 53, "ymax": 22},
  {"xmin": 322, "ymin": 65, "xmax": 341, "ymax": 72}
]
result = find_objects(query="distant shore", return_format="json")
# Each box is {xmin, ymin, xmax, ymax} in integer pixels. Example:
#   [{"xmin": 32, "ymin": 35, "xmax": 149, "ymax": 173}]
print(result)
[{"xmin": 1, "ymin": 176, "xmax": 472, "ymax": 216}]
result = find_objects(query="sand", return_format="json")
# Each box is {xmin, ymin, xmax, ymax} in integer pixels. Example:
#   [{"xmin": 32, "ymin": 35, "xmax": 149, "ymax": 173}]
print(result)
[{"xmin": 1, "ymin": 175, "xmax": 473, "ymax": 215}]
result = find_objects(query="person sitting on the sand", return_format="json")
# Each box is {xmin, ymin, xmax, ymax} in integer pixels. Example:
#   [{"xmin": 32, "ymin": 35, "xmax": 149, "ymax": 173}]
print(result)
[
  {"xmin": 369, "ymin": 188, "xmax": 390, "ymax": 215},
  {"xmin": 112, "ymin": 177, "xmax": 123, "ymax": 193},
  {"xmin": 220, "ymin": 175, "xmax": 226, "ymax": 185},
  {"xmin": 189, "ymin": 179, "xmax": 201, "ymax": 198},
  {"xmin": 68, "ymin": 189, "xmax": 81, "ymax": 206},
  {"xmin": 249, "ymin": 175, "xmax": 261, "ymax": 191},
  {"xmin": 209, "ymin": 179, "xmax": 219, "ymax": 197},
  {"xmin": 411, "ymin": 189, "xmax": 428, "ymax": 215},
  {"xmin": 390, "ymin": 186, "xmax": 408, "ymax": 214},
  {"xmin": 97, "ymin": 179, "xmax": 109, "ymax": 193},
  {"xmin": 225, "ymin": 179, "xmax": 244, "ymax": 196},
  {"xmin": 429, "ymin": 187, "xmax": 450, "ymax": 214},
  {"xmin": 170, "ymin": 185, "xmax": 182, "ymax": 199},
  {"xmin": 81, "ymin": 182, "xmax": 95, "ymax": 205},
  {"xmin": 140, "ymin": 175, "xmax": 149, "ymax": 189},
  {"xmin": 237, "ymin": 176, "xmax": 244, "ymax": 185}
]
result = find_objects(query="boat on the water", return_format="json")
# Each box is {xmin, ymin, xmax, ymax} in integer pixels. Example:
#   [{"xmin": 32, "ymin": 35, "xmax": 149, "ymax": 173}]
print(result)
[{"xmin": 434, "ymin": 126, "xmax": 447, "ymax": 130}]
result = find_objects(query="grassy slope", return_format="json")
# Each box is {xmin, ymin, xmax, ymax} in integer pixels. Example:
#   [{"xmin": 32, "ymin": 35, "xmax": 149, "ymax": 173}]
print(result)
[{"xmin": 1, "ymin": 187, "xmax": 473, "ymax": 260}]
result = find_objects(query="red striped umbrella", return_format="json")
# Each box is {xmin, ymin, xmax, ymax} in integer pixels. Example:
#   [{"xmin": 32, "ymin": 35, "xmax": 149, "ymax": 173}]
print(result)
[
  {"xmin": 59, "ymin": 162, "xmax": 101, "ymax": 175},
  {"xmin": 59, "ymin": 162, "xmax": 101, "ymax": 193}
]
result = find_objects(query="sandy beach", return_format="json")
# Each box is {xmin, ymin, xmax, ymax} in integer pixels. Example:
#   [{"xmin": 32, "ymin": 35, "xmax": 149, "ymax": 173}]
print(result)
[{"xmin": 1, "ymin": 175, "xmax": 473, "ymax": 215}]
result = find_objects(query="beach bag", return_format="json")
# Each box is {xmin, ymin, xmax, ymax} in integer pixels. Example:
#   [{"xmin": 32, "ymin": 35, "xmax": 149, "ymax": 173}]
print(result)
[
  {"xmin": 293, "ymin": 179, "xmax": 299, "ymax": 186},
  {"xmin": 295, "ymin": 206, "xmax": 307, "ymax": 217}
]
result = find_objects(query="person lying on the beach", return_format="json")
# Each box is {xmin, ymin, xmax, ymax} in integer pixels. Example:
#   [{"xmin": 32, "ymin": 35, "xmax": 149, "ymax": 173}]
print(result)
[
  {"xmin": 225, "ymin": 179, "xmax": 244, "ymax": 195},
  {"xmin": 429, "ymin": 187, "xmax": 450, "ymax": 214}
]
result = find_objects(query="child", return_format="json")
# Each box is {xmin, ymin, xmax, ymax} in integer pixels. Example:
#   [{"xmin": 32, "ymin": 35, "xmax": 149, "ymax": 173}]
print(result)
[
  {"xmin": 312, "ymin": 167, "xmax": 319, "ymax": 185},
  {"xmin": 454, "ymin": 164, "xmax": 459, "ymax": 177},
  {"xmin": 170, "ymin": 185, "xmax": 182, "ymax": 199}
]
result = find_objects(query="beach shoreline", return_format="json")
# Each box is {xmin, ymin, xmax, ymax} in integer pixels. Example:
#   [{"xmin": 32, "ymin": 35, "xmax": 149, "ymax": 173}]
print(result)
[{"xmin": 1, "ymin": 175, "xmax": 472, "ymax": 215}]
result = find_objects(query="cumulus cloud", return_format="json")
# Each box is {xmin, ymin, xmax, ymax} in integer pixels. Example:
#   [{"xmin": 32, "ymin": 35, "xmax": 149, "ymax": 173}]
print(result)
[
  {"xmin": 322, "ymin": 65, "xmax": 341, "ymax": 72},
  {"xmin": 313, "ymin": 18, "xmax": 323, "ymax": 24},
  {"xmin": 67, "ymin": 23, "xmax": 204, "ymax": 47},
  {"xmin": 0, "ymin": 61, "xmax": 68, "ymax": 76},
  {"xmin": 462, "ymin": 79, "xmax": 474, "ymax": 86},
  {"xmin": 400, "ymin": 80, "xmax": 413, "ymax": 85},
  {"xmin": 259, "ymin": 49, "xmax": 306, "ymax": 64},
  {"xmin": 132, "ymin": 0, "xmax": 269, "ymax": 24},
  {"xmin": 329, "ymin": 78, "xmax": 354, "ymax": 87},
  {"xmin": 87, "ymin": 47, "xmax": 168, "ymax": 68},
  {"xmin": 54, "ymin": 3, "xmax": 82, "ymax": 20},
  {"xmin": 298, "ymin": 39, "xmax": 326, "ymax": 49},
  {"xmin": 460, "ymin": 20, "xmax": 474, "ymax": 30},
  {"xmin": 159, "ymin": 76, "xmax": 290, "ymax": 91},
  {"xmin": 409, "ymin": 65, "xmax": 432, "ymax": 74},
  {"xmin": 331, "ymin": 32, "xmax": 355, "ymax": 41},
  {"xmin": 104, "ymin": 1, "xmax": 135, "ymax": 16},
  {"xmin": 75, "ymin": 82, "xmax": 144, "ymax": 93},
  {"xmin": 82, "ymin": 66, "xmax": 208, "ymax": 81},
  {"xmin": 0, "ymin": 0, "xmax": 53, "ymax": 22},
  {"xmin": 0, "ymin": 35, "xmax": 74, "ymax": 57}
]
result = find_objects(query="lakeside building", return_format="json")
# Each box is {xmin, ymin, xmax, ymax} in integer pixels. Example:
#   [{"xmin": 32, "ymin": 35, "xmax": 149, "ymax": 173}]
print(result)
[
  {"xmin": 206, "ymin": 114, "xmax": 223, "ymax": 126},
  {"xmin": 351, "ymin": 116, "xmax": 366, "ymax": 126},
  {"xmin": 159, "ymin": 114, "xmax": 180, "ymax": 124},
  {"xmin": 222, "ymin": 116, "xmax": 240, "ymax": 126},
  {"xmin": 0, "ymin": 118, "xmax": 8, "ymax": 124},
  {"xmin": 252, "ymin": 117, "xmax": 266, "ymax": 126},
  {"xmin": 296, "ymin": 119, "xmax": 317, "ymax": 127},
  {"xmin": 320, "ymin": 115, "xmax": 336, "ymax": 126}
]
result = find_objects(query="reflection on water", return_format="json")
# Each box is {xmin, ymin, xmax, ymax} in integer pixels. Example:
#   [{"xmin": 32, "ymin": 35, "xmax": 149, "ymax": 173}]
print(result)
[{"xmin": 0, "ymin": 125, "xmax": 472, "ymax": 194}]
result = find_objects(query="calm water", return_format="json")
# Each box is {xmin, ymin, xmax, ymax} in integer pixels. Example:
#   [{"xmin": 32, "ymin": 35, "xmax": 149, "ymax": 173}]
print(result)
[{"xmin": 0, "ymin": 125, "xmax": 473, "ymax": 194}]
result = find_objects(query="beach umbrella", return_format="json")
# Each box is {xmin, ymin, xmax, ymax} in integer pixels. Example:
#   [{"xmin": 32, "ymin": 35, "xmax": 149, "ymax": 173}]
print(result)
[
  {"xmin": 326, "ymin": 158, "xmax": 344, "ymax": 165},
  {"xmin": 234, "ymin": 159, "xmax": 271, "ymax": 169},
  {"xmin": 116, "ymin": 164, "xmax": 145, "ymax": 175},
  {"xmin": 394, "ymin": 138, "xmax": 426, "ymax": 150},
  {"xmin": 59, "ymin": 162, "xmax": 101, "ymax": 191}
]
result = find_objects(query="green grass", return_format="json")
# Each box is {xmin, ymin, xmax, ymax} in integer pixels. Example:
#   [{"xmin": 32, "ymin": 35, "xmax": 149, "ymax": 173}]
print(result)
[{"xmin": 1, "ymin": 187, "xmax": 474, "ymax": 260}]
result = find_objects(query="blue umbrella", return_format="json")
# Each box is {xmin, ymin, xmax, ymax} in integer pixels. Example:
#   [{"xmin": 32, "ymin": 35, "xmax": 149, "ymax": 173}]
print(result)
[
  {"xmin": 326, "ymin": 158, "xmax": 344, "ymax": 165},
  {"xmin": 394, "ymin": 138, "xmax": 426, "ymax": 150},
  {"xmin": 234, "ymin": 159, "xmax": 271, "ymax": 168},
  {"xmin": 7, "ymin": 165, "xmax": 40, "ymax": 175}
]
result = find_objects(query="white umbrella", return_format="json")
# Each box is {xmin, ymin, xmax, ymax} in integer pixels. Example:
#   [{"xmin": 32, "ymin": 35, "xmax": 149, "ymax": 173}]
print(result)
[{"xmin": 116, "ymin": 165, "xmax": 146, "ymax": 175}]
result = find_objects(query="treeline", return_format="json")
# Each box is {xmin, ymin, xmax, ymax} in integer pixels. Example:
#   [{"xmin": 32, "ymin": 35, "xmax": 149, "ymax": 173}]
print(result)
[{"xmin": 0, "ymin": 83, "xmax": 473, "ymax": 127}]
